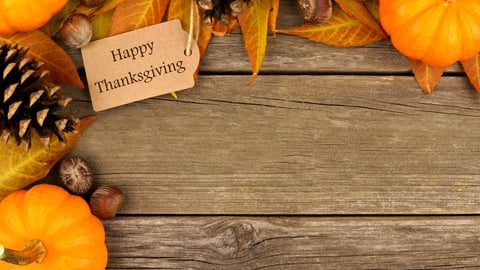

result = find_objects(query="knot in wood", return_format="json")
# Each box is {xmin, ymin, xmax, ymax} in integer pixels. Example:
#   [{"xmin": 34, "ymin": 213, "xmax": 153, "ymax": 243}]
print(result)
[{"xmin": 208, "ymin": 220, "xmax": 258, "ymax": 258}]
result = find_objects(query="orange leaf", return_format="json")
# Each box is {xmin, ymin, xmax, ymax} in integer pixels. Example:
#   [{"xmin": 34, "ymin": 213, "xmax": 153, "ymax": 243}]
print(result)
[
  {"xmin": 268, "ymin": 0, "xmax": 280, "ymax": 35},
  {"xmin": 93, "ymin": 0, "xmax": 125, "ymax": 16},
  {"xmin": 109, "ymin": 0, "xmax": 168, "ymax": 36},
  {"xmin": 0, "ymin": 116, "xmax": 96, "ymax": 199},
  {"xmin": 212, "ymin": 16, "xmax": 238, "ymax": 36},
  {"xmin": 335, "ymin": 0, "xmax": 387, "ymax": 39},
  {"xmin": 0, "ymin": 31, "xmax": 84, "ymax": 88},
  {"xmin": 238, "ymin": 0, "xmax": 275, "ymax": 84},
  {"xmin": 409, "ymin": 58, "xmax": 445, "ymax": 94},
  {"xmin": 276, "ymin": 3, "xmax": 383, "ymax": 46},
  {"xmin": 460, "ymin": 54, "xmax": 480, "ymax": 93}
]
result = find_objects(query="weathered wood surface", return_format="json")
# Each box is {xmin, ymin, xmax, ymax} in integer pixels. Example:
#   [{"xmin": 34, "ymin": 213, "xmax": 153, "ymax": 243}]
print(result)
[
  {"xmin": 58, "ymin": 74, "xmax": 480, "ymax": 215},
  {"xmin": 49, "ymin": 1, "xmax": 480, "ymax": 268},
  {"xmin": 104, "ymin": 216, "xmax": 480, "ymax": 269}
]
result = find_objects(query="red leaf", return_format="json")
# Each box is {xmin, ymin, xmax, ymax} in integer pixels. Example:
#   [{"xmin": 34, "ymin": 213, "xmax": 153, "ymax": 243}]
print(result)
[
  {"xmin": 460, "ymin": 54, "xmax": 480, "ymax": 93},
  {"xmin": 409, "ymin": 58, "xmax": 445, "ymax": 94}
]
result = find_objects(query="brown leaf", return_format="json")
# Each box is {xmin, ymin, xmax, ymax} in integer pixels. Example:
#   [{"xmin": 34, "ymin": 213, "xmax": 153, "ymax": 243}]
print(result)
[
  {"xmin": 460, "ymin": 54, "xmax": 480, "ymax": 93},
  {"xmin": 0, "ymin": 31, "xmax": 84, "ymax": 88},
  {"xmin": 238, "ymin": 0, "xmax": 276, "ymax": 84},
  {"xmin": 276, "ymin": 3, "xmax": 383, "ymax": 46},
  {"xmin": 0, "ymin": 116, "xmax": 96, "ymax": 199},
  {"xmin": 335, "ymin": 0, "xmax": 387, "ymax": 39},
  {"xmin": 409, "ymin": 58, "xmax": 445, "ymax": 94},
  {"xmin": 109, "ymin": 0, "xmax": 168, "ymax": 36}
]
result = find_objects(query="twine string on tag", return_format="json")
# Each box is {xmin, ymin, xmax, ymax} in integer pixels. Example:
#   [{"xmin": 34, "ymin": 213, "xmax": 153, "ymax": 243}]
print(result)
[{"xmin": 185, "ymin": 0, "xmax": 199, "ymax": 56}]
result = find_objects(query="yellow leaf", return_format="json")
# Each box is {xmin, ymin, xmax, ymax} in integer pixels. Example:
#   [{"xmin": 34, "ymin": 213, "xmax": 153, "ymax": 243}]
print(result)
[
  {"xmin": 91, "ymin": 10, "xmax": 114, "ymax": 40},
  {"xmin": 409, "ymin": 58, "xmax": 445, "ymax": 94},
  {"xmin": 93, "ymin": 0, "xmax": 125, "ymax": 16},
  {"xmin": 277, "ymin": 3, "xmax": 383, "ymax": 46},
  {"xmin": 461, "ymin": 54, "xmax": 480, "ymax": 93},
  {"xmin": 0, "ymin": 31, "xmax": 84, "ymax": 88},
  {"xmin": 109, "ymin": 0, "xmax": 168, "ymax": 35},
  {"xmin": 0, "ymin": 116, "xmax": 96, "ymax": 199},
  {"xmin": 238, "ymin": 0, "xmax": 275, "ymax": 84},
  {"xmin": 335, "ymin": 0, "xmax": 387, "ymax": 39}
]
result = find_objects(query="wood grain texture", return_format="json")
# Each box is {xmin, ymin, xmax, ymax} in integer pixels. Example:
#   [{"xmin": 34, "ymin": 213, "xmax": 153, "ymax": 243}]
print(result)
[
  {"xmin": 104, "ymin": 216, "xmax": 480, "ymax": 269},
  {"xmin": 54, "ymin": 75, "xmax": 480, "ymax": 215}
]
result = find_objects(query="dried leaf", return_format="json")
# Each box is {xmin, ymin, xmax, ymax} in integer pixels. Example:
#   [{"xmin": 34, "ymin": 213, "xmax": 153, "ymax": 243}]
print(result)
[
  {"xmin": 167, "ymin": 0, "xmax": 196, "ymax": 29},
  {"xmin": 277, "ymin": 3, "xmax": 383, "ymax": 46},
  {"xmin": 93, "ymin": 0, "xmax": 125, "ymax": 16},
  {"xmin": 41, "ymin": 0, "xmax": 80, "ymax": 37},
  {"xmin": 91, "ymin": 10, "xmax": 114, "ymax": 40},
  {"xmin": 460, "ymin": 54, "xmax": 480, "ymax": 93},
  {"xmin": 335, "ymin": 0, "xmax": 387, "ymax": 39},
  {"xmin": 168, "ymin": 0, "xmax": 205, "ymax": 78},
  {"xmin": 268, "ymin": 0, "xmax": 280, "ymax": 35},
  {"xmin": 0, "ymin": 31, "xmax": 84, "ymax": 88},
  {"xmin": 238, "ymin": 0, "xmax": 275, "ymax": 84},
  {"xmin": 0, "ymin": 116, "xmax": 96, "ymax": 199},
  {"xmin": 409, "ymin": 58, "xmax": 445, "ymax": 94},
  {"xmin": 109, "ymin": 0, "xmax": 168, "ymax": 36},
  {"xmin": 211, "ymin": 16, "xmax": 238, "ymax": 37}
]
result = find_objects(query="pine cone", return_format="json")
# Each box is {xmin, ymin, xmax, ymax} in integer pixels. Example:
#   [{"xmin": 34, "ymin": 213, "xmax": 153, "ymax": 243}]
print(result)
[
  {"xmin": 197, "ymin": 0, "xmax": 248, "ymax": 25},
  {"xmin": 0, "ymin": 43, "xmax": 78, "ymax": 151}
]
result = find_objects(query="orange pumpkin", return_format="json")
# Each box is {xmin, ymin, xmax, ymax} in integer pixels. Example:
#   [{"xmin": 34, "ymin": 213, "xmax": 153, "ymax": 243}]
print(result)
[
  {"xmin": 379, "ymin": 0, "xmax": 480, "ymax": 67},
  {"xmin": 0, "ymin": 184, "xmax": 108, "ymax": 269},
  {"xmin": 0, "ymin": 0, "xmax": 67, "ymax": 36}
]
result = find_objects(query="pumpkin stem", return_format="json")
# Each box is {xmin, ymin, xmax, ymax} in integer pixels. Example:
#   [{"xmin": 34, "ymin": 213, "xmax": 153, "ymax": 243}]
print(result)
[{"xmin": 0, "ymin": 240, "xmax": 46, "ymax": 265}]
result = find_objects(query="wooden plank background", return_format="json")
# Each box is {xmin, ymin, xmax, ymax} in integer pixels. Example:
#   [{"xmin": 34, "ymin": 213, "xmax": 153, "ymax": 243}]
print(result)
[{"xmin": 47, "ymin": 0, "xmax": 480, "ymax": 268}]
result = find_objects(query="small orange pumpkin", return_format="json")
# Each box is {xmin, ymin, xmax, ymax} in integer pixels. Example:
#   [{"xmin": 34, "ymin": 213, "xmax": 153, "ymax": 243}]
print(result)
[
  {"xmin": 0, "ymin": 184, "xmax": 108, "ymax": 269},
  {"xmin": 379, "ymin": 0, "xmax": 480, "ymax": 67},
  {"xmin": 0, "ymin": 0, "xmax": 68, "ymax": 36}
]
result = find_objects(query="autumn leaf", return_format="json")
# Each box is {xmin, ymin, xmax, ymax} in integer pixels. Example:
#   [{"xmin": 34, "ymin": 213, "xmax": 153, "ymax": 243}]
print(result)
[
  {"xmin": 211, "ymin": 16, "xmax": 238, "ymax": 37},
  {"xmin": 91, "ymin": 10, "xmax": 115, "ymax": 40},
  {"xmin": 460, "ymin": 54, "xmax": 480, "ymax": 93},
  {"xmin": 41, "ymin": 0, "xmax": 80, "ymax": 37},
  {"xmin": 93, "ymin": 0, "xmax": 126, "ymax": 16},
  {"xmin": 277, "ymin": 3, "xmax": 383, "ymax": 46},
  {"xmin": 409, "ymin": 58, "xmax": 445, "ymax": 94},
  {"xmin": 0, "ymin": 31, "xmax": 83, "ymax": 88},
  {"xmin": 110, "ymin": 0, "xmax": 168, "ymax": 36},
  {"xmin": 268, "ymin": 0, "xmax": 280, "ymax": 35},
  {"xmin": 335, "ymin": 0, "xmax": 387, "ymax": 39},
  {"xmin": 237, "ymin": 0, "xmax": 276, "ymax": 84},
  {"xmin": 0, "ymin": 116, "xmax": 96, "ymax": 199}
]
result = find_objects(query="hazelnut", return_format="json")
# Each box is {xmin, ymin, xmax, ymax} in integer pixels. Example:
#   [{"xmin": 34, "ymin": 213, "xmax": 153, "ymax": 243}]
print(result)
[
  {"xmin": 58, "ymin": 14, "xmax": 93, "ymax": 48},
  {"xmin": 59, "ymin": 157, "xmax": 94, "ymax": 195},
  {"xmin": 296, "ymin": 0, "xmax": 332, "ymax": 24},
  {"xmin": 89, "ymin": 186, "xmax": 124, "ymax": 220},
  {"xmin": 80, "ymin": 0, "xmax": 105, "ymax": 7}
]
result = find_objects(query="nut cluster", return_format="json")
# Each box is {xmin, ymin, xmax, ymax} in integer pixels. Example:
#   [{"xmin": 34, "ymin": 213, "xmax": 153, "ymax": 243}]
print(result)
[
  {"xmin": 59, "ymin": 157, "xmax": 124, "ymax": 220},
  {"xmin": 196, "ymin": 0, "xmax": 248, "ymax": 25}
]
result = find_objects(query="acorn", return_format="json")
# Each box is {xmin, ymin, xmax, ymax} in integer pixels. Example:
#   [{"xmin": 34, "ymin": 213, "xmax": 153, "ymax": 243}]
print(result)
[
  {"xmin": 58, "ymin": 14, "xmax": 93, "ymax": 48},
  {"xmin": 80, "ymin": 0, "xmax": 105, "ymax": 7},
  {"xmin": 59, "ymin": 156, "xmax": 94, "ymax": 195},
  {"xmin": 296, "ymin": 0, "xmax": 332, "ymax": 24},
  {"xmin": 89, "ymin": 186, "xmax": 124, "ymax": 220}
]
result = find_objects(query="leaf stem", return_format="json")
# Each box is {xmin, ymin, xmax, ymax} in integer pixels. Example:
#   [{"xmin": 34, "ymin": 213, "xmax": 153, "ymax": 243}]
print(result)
[{"xmin": 0, "ymin": 240, "xmax": 46, "ymax": 265}]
